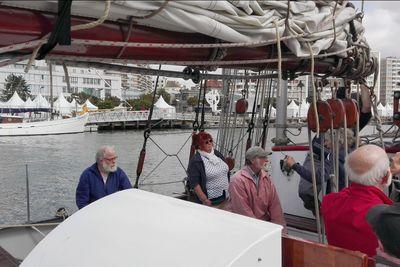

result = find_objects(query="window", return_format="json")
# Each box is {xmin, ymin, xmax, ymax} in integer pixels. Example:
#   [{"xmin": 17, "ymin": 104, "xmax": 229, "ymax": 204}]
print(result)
[
  {"xmin": 105, "ymin": 79, "xmax": 111, "ymax": 87},
  {"xmin": 63, "ymin": 86, "xmax": 67, "ymax": 93},
  {"xmin": 63, "ymin": 76, "xmax": 79, "ymax": 84},
  {"xmin": 105, "ymin": 89, "xmax": 111, "ymax": 97}
]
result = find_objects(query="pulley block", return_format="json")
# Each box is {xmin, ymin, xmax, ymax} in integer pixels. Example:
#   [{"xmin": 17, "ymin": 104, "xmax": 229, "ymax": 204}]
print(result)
[
  {"xmin": 235, "ymin": 98, "xmax": 248, "ymax": 114},
  {"xmin": 341, "ymin": 99, "xmax": 358, "ymax": 127},
  {"xmin": 307, "ymin": 100, "xmax": 333, "ymax": 132},
  {"xmin": 326, "ymin": 99, "xmax": 345, "ymax": 129},
  {"xmin": 225, "ymin": 156, "xmax": 235, "ymax": 171}
]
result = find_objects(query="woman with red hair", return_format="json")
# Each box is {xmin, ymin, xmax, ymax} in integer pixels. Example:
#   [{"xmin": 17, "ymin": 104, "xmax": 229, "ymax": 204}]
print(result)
[{"xmin": 187, "ymin": 131, "xmax": 229, "ymax": 208}]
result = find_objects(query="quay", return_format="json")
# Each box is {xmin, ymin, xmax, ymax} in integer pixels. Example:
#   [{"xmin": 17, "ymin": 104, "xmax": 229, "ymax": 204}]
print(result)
[
  {"xmin": 86, "ymin": 110, "xmax": 222, "ymax": 130},
  {"xmin": 85, "ymin": 110, "xmax": 305, "ymax": 131}
]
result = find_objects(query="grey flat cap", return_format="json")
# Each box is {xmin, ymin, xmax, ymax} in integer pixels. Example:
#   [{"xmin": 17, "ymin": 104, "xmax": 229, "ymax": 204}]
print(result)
[{"xmin": 245, "ymin": 146, "xmax": 270, "ymax": 161}]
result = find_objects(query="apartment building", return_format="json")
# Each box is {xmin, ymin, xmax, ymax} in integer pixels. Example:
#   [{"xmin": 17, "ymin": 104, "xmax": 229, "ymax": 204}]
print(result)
[
  {"xmin": 380, "ymin": 56, "xmax": 400, "ymax": 105},
  {"xmin": 0, "ymin": 60, "xmax": 122, "ymax": 99}
]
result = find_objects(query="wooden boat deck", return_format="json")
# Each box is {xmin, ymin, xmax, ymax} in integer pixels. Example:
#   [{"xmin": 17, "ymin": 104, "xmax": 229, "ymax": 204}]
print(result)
[{"xmin": 0, "ymin": 246, "xmax": 19, "ymax": 267}]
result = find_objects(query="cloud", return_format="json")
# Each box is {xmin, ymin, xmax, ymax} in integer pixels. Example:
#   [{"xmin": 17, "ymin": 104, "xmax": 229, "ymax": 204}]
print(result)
[{"xmin": 361, "ymin": 1, "xmax": 400, "ymax": 57}]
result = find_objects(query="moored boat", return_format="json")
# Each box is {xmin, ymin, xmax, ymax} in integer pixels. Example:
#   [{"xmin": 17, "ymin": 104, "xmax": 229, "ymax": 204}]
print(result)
[{"xmin": 0, "ymin": 113, "xmax": 88, "ymax": 136}]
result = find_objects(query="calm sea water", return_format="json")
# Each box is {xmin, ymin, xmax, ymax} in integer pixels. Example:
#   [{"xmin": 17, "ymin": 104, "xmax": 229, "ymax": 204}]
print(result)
[{"xmin": 0, "ymin": 125, "xmax": 391, "ymax": 224}]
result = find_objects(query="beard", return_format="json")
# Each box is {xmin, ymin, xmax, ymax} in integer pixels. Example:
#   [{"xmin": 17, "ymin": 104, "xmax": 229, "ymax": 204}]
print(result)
[{"xmin": 102, "ymin": 162, "xmax": 117, "ymax": 173}]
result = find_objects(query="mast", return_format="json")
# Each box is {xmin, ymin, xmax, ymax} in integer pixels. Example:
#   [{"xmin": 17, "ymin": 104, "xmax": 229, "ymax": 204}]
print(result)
[
  {"xmin": 274, "ymin": 78, "xmax": 289, "ymax": 145},
  {"xmin": 48, "ymin": 61, "xmax": 54, "ymax": 120}
]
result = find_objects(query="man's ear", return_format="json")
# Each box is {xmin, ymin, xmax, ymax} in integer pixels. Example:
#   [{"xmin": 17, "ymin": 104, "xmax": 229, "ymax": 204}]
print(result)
[{"xmin": 380, "ymin": 168, "xmax": 391, "ymax": 185}]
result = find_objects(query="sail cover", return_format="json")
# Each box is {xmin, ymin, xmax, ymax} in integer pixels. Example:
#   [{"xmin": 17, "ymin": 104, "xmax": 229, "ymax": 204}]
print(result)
[{"xmin": 2, "ymin": 0, "xmax": 367, "ymax": 58}]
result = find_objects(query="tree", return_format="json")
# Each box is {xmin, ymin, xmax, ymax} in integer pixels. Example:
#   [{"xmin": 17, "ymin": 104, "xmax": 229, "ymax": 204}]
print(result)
[
  {"xmin": 187, "ymin": 96, "xmax": 199, "ymax": 107},
  {"xmin": 97, "ymin": 96, "xmax": 121, "ymax": 109},
  {"xmin": 2, "ymin": 74, "xmax": 30, "ymax": 101},
  {"xmin": 263, "ymin": 97, "xmax": 277, "ymax": 109},
  {"xmin": 126, "ymin": 93, "xmax": 154, "ymax": 110},
  {"xmin": 157, "ymin": 88, "xmax": 171, "ymax": 104}
]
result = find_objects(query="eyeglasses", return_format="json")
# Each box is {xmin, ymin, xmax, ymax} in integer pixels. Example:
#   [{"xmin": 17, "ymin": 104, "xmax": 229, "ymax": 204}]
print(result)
[
  {"xmin": 104, "ymin": 156, "xmax": 118, "ymax": 162},
  {"xmin": 205, "ymin": 139, "xmax": 213, "ymax": 145}
]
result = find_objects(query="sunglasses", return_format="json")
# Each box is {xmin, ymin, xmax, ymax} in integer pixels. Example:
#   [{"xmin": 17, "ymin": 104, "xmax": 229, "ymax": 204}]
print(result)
[{"xmin": 205, "ymin": 139, "xmax": 213, "ymax": 145}]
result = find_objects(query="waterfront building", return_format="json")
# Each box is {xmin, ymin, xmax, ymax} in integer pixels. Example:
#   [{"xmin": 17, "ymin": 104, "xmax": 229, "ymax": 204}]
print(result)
[
  {"xmin": 380, "ymin": 56, "xmax": 400, "ymax": 105},
  {"xmin": 0, "ymin": 60, "xmax": 122, "ymax": 100}
]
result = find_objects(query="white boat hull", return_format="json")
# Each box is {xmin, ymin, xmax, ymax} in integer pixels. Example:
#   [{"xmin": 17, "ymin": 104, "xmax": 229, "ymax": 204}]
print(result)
[{"xmin": 0, "ymin": 114, "xmax": 88, "ymax": 136}]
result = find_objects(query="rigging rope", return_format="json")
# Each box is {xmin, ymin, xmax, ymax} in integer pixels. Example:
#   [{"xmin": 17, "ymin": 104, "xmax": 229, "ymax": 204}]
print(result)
[
  {"xmin": 308, "ymin": 42, "xmax": 320, "ymax": 138},
  {"xmin": 24, "ymin": 0, "xmax": 112, "ymax": 73},
  {"xmin": 134, "ymin": 64, "xmax": 161, "ymax": 188}
]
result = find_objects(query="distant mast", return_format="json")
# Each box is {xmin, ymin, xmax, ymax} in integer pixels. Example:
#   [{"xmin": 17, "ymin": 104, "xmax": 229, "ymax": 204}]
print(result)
[{"xmin": 48, "ymin": 61, "xmax": 54, "ymax": 120}]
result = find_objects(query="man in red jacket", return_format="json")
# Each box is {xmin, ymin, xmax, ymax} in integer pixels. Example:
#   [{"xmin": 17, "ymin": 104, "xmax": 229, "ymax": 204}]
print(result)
[{"xmin": 321, "ymin": 144, "xmax": 393, "ymax": 257}]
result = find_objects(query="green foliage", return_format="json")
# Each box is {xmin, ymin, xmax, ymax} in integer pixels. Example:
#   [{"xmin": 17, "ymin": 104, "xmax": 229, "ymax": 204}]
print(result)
[
  {"xmin": 157, "ymin": 88, "xmax": 171, "ymax": 104},
  {"xmin": 97, "ymin": 96, "xmax": 121, "ymax": 109},
  {"xmin": 263, "ymin": 97, "xmax": 277, "ymax": 108},
  {"xmin": 2, "ymin": 74, "xmax": 31, "ymax": 101},
  {"xmin": 187, "ymin": 96, "xmax": 199, "ymax": 107},
  {"xmin": 126, "ymin": 93, "xmax": 154, "ymax": 110}
]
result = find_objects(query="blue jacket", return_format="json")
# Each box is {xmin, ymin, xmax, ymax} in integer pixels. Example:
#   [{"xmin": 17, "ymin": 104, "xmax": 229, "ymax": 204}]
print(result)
[{"xmin": 76, "ymin": 163, "xmax": 132, "ymax": 209}]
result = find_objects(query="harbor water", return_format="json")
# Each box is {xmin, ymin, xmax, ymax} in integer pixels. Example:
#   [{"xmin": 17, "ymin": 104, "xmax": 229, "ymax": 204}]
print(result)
[{"xmin": 0, "ymin": 125, "xmax": 392, "ymax": 224}]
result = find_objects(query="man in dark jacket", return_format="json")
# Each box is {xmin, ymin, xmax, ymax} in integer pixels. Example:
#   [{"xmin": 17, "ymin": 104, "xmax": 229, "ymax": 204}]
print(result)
[{"xmin": 76, "ymin": 146, "xmax": 132, "ymax": 209}]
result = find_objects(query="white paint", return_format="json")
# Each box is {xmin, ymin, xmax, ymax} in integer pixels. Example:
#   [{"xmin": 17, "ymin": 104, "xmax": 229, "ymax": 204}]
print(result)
[
  {"xmin": 22, "ymin": 189, "xmax": 282, "ymax": 267},
  {"xmin": 0, "ymin": 113, "xmax": 88, "ymax": 136}
]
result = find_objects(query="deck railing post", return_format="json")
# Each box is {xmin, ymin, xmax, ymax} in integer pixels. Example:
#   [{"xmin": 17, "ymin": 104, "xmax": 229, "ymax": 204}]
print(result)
[{"xmin": 25, "ymin": 164, "xmax": 31, "ymax": 223}]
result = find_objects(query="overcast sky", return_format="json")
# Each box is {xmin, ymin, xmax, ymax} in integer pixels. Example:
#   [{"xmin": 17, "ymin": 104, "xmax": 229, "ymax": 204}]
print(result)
[{"xmin": 354, "ymin": 1, "xmax": 400, "ymax": 58}]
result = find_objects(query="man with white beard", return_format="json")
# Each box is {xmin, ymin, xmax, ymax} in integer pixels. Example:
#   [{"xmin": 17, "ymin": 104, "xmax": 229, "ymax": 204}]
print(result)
[
  {"xmin": 76, "ymin": 146, "xmax": 132, "ymax": 209},
  {"xmin": 321, "ymin": 144, "xmax": 393, "ymax": 257}
]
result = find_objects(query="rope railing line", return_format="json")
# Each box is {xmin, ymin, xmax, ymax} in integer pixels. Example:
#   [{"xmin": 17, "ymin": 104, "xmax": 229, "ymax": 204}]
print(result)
[{"xmin": 3, "ymin": 29, "xmax": 354, "ymax": 55}]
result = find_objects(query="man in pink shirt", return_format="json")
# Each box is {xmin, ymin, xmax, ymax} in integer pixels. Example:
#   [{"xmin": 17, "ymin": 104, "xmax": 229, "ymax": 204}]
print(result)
[{"xmin": 229, "ymin": 146, "xmax": 286, "ymax": 227}]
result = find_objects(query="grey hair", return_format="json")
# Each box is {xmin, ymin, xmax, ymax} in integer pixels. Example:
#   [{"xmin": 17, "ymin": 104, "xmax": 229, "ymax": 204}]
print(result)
[
  {"xmin": 325, "ymin": 128, "xmax": 355, "ymax": 147},
  {"xmin": 345, "ymin": 150, "xmax": 389, "ymax": 186},
  {"xmin": 95, "ymin": 146, "xmax": 115, "ymax": 163}
]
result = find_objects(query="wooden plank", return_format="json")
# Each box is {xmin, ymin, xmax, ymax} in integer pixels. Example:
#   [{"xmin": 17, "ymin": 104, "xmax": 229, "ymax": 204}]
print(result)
[
  {"xmin": 283, "ymin": 235, "xmax": 375, "ymax": 267},
  {"xmin": 0, "ymin": 246, "xmax": 19, "ymax": 267}
]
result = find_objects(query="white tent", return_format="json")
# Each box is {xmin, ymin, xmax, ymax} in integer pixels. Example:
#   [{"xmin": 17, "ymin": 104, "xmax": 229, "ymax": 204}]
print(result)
[
  {"xmin": 299, "ymin": 100, "xmax": 309, "ymax": 118},
  {"xmin": 24, "ymin": 97, "xmax": 36, "ymax": 110},
  {"xmin": 385, "ymin": 104, "xmax": 393, "ymax": 117},
  {"xmin": 377, "ymin": 103, "xmax": 385, "ymax": 117},
  {"xmin": 154, "ymin": 95, "xmax": 176, "ymax": 119},
  {"xmin": 70, "ymin": 99, "xmax": 82, "ymax": 112},
  {"xmin": 5, "ymin": 91, "xmax": 25, "ymax": 109},
  {"xmin": 84, "ymin": 99, "xmax": 98, "ymax": 111},
  {"xmin": 33, "ymin": 93, "xmax": 50, "ymax": 109},
  {"xmin": 54, "ymin": 93, "xmax": 72, "ymax": 115},
  {"xmin": 270, "ymin": 106, "xmax": 276, "ymax": 118},
  {"xmin": 287, "ymin": 100, "xmax": 299, "ymax": 118}
]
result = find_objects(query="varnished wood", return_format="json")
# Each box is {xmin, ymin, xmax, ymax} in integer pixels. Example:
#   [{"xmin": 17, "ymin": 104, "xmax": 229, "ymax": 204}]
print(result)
[{"xmin": 283, "ymin": 235, "xmax": 375, "ymax": 267}]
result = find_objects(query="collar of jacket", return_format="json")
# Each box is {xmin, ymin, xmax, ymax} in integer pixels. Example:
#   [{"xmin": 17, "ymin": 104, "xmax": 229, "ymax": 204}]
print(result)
[
  {"xmin": 240, "ymin": 166, "xmax": 268, "ymax": 183},
  {"xmin": 348, "ymin": 182, "xmax": 393, "ymax": 205},
  {"xmin": 90, "ymin": 163, "xmax": 109, "ymax": 182}
]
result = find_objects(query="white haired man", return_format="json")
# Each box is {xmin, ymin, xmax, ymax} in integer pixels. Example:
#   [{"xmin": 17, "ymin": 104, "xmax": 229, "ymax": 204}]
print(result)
[
  {"xmin": 76, "ymin": 146, "xmax": 132, "ymax": 209},
  {"xmin": 321, "ymin": 144, "xmax": 393, "ymax": 257}
]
